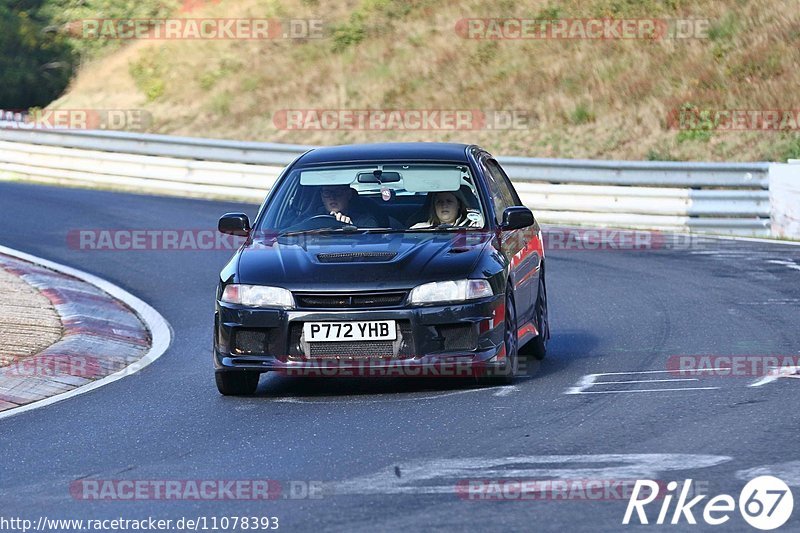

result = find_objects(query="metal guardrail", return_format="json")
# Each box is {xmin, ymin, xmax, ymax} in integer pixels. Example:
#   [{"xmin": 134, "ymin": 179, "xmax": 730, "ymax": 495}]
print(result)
[
  {"xmin": 500, "ymin": 157, "xmax": 769, "ymax": 188},
  {"xmin": 0, "ymin": 125, "xmax": 774, "ymax": 235},
  {"xmin": 0, "ymin": 126, "xmax": 311, "ymax": 166}
]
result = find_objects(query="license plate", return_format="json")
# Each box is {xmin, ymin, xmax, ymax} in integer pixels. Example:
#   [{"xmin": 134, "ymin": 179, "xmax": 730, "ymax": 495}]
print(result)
[{"xmin": 303, "ymin": 321, "xmax": 396, "ymax": 342}]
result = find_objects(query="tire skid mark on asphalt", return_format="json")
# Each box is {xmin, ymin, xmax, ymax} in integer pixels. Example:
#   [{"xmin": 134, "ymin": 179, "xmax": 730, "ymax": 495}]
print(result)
[{"xmin": 491, "ymin": 385, "xmax": 520, "ymax": 397}]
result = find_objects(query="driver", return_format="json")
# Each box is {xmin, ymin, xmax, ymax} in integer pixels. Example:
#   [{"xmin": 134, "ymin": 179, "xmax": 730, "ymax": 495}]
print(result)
[{"xmin": 314, "ymin": 185, "xmax": 378, "ymax": 227}]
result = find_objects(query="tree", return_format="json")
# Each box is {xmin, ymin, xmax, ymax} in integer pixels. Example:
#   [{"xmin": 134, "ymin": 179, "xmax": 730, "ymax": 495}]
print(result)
[
  {"xmin": 0, "ymin": 1, "xmax": 76, "ymax": 108},
  {"xmin": 0, "ymin": 0, "xmax": 178, "ymax": 109}
]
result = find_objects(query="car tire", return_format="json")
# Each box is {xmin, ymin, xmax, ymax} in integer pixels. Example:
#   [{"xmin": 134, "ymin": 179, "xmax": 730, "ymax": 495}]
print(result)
[
  {"xmin": 521, "ymin": 272, "xmax": 548, "ymax": 361},
  {"xmin": 477, "ymin": 289, "xmax": 518, "ymax": 386},
  {"xmin": 215, "ymin": 371, "xmax": 260, "ymax": 396}
]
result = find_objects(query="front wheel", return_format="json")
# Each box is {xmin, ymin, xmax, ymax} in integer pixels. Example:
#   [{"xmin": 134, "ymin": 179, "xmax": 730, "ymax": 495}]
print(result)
[
  {"xmin": 215, "ymin": 371, "xmax": 260, "ymax": 396},
  {"xmin": 477, "ymin": 291, "xmax": 518, "ymax": 386}
]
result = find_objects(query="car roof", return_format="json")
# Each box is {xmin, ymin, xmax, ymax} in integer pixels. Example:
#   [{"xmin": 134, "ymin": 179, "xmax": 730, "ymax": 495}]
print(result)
[{"xmin": 294, "ymin": 142, "xmax": 477, "ymax": 166}]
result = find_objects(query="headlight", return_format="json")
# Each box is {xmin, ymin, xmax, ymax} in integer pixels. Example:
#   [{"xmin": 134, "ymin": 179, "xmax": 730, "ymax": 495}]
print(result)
[
  {"xmin": 220, "ymin": 284, "xmax": 294, "ymax": 308},
  {"xmin": 409, "ymin": 279, "xmax": 493, "ymax": 305}
]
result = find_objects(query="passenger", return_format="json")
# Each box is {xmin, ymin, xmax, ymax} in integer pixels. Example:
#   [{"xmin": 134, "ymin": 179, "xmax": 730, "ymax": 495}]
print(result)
[{"xmin": 411, "ymin": 190, "xmax": 477, "ymax": 228}]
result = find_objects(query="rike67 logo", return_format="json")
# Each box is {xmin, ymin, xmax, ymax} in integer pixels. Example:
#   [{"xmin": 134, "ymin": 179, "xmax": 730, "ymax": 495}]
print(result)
[{"xmin": 624, "ymin": 476, "xmax": 794, "ymax": 530}]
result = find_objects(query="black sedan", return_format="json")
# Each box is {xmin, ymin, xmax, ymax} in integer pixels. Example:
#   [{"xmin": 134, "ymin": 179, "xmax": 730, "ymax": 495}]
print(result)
[{"xmin": 214, "ymin": 143, "xmax": 549, "ymax": 395}]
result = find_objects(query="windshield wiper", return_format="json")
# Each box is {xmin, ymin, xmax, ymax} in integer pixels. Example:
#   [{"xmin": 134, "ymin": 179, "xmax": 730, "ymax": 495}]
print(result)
[
  {"xmin": 278, "ymin": 225, "xmax": 477, "ymax": 237},
  {"xmin": 408, "ymin": 224, "xmax": 472, "ymax": 232},
  {"xmin": 355, "ymin": 228, "xmax": 414, "ymax": 234},
  {"xmin": 277, "ymin": 227, "xmax": 359, "ymax": 237}
]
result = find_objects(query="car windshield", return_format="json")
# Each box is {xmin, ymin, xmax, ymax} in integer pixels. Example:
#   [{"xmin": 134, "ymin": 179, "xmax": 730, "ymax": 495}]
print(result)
[{"xmin": 258, "ymin": 163, "xmax": 487, "ymax": 234}]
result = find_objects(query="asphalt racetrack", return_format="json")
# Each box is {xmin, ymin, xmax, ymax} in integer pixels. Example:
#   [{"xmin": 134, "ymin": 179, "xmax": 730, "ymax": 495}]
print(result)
[{"xmin": 1, "ymin": 181, "xmax": 798, "ymax": 532}]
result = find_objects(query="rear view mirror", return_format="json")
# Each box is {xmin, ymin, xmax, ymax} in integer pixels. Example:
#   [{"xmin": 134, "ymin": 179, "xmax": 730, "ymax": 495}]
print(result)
[
  {"xmin": 218, "ymin": 213, "xmax": 251, "ymax": 236},
  {"xmin": 501, "ymin": 207, "xmax": 534, "ymax": 231},
  {"xmin": 357, "ymin": 171, "xmax": 402, "ymax": 183}
]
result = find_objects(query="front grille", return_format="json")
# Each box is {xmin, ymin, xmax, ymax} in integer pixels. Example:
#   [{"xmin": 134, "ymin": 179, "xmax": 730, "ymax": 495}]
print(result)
[
  {"xmin": 436, "ymin": 324, "xmax": 478, "ymax": 351},
  {"xmin": 294, "ymin": 291, "xmax": 408, "ymax": 309},
  {"xmin": 308, "ymin": 341, "xmax": 396, "ymax": 359},
  {"xmin": 288, "ymin": 321, "xmax": 414, "ymax": 359},
  {"xmin": 317, "ymin": 252, "xmax": 397, "ymax": 263}
]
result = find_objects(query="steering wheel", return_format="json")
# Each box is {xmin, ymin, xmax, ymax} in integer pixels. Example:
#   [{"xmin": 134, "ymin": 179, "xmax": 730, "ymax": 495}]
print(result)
[
  {"xmin": 283, "ymin": 214, "xmax": 351, "ymax": 233},
  {"xmin": 308, "ymin": 214, "xmax": 343, "ymax": 222}
]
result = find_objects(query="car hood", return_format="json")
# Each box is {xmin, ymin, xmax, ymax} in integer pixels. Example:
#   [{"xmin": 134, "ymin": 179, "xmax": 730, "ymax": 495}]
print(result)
[{"xmin": 235, "ymin": 231, "xmax": 494, "ymax": 291}]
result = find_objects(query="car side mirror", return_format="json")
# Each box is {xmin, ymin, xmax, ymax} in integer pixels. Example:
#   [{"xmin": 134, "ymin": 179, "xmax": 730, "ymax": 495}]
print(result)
[
  {"xmin": 218, "ymin": 213, "xmax": 251, "ymax": 236},
  {"xmin": 501, "ymin": 206, "xmax": 534, "ymax": 231}
]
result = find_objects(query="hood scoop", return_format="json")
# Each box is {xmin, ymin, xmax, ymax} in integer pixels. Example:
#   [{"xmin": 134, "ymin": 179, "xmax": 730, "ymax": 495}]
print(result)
[{"xmin": 317, "ymin": 251, "xmax": 398, "ymax": 263}]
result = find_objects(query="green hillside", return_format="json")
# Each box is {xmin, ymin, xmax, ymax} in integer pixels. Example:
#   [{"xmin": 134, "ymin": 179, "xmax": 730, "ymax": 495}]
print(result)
[{"xmin": 43, "ymin": 0, "xmax": 800, "ymax": 161}]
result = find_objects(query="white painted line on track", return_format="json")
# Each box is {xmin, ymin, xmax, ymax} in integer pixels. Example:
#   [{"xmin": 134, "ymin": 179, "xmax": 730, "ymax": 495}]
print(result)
[
  {"xmin": 740, "ymin": 299, "xmax": 800, "ymax": 305},
  {"xmin": 330, "ymin": 453, "xmax": 733, "ymax": 496},
  {"xmin": 271, "ymin": 384, "xmax": 521, "ymax": 403},
  {"xmin": 585, "ymin": 370, "xmax": 675, "ymax": 376},
  {"xmin": 767, "ymin": 259, "xmax": 800, "ymax": 271},
  {"xmin": 565, "ymin": 374, "xmax": 598, "ymax": 394},
  {"xmin": 594, "ymin": 378, "xmax": 699, "ymax": 384},
  {"xmin": 705, "ymin": 235, "xmax": 800, "ymax": 247},
  {"xmin": 566, "ymin": 370, "xmax": 721, "ymax": 395},
  {"xmin": 750, "ymin": 376, "xmax": 778, "ymax": 388},
  {"xmin": 0, "ymin": 245, "xmax": 172, "ymax": 421},
  {"xmin": 750, "ymin": 366, "xmax": 800, "ymax": 387},
  {"xmin": 569, "ymin": 387, "xmax": 719, "ymax": 394},
  {"xmin": 492, "ymin": 385, "xmax": 520, "ymax": 397}
]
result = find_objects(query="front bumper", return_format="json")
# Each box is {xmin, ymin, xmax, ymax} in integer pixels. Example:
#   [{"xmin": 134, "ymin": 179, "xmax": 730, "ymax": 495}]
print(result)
[{"xmin": 214, "ymin": 295, "xmax": 507, "ymax": 376}]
